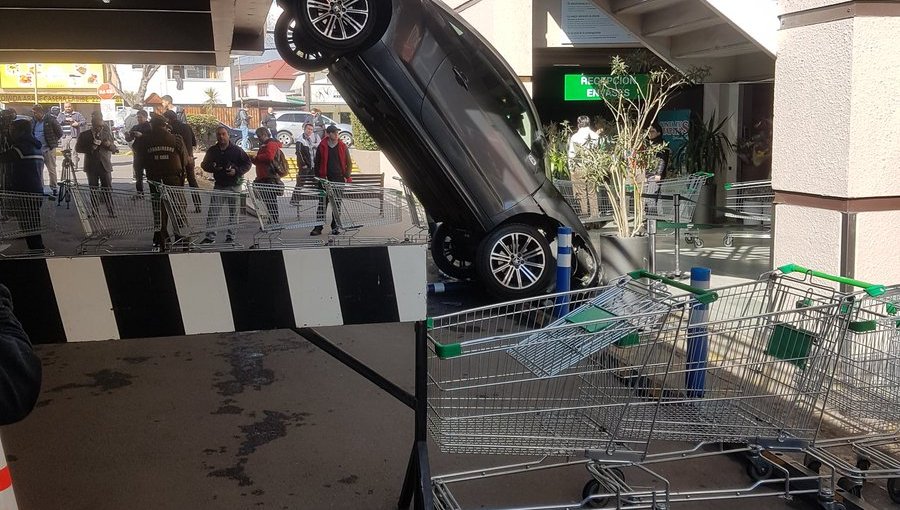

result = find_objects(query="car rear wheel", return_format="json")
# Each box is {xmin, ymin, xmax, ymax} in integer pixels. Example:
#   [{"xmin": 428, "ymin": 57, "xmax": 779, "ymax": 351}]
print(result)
[
  {"xmin": 274, "ymin": 11, "xmax": 337, "ymax": 72},
  {"xmin": 430, "ymin": 223, "xmax": 475, "ymax": 280},
  {"xmin": 277, "ymin": 130, "xmax": 295, "ymax": 146},
  {"xmin": 476, "ymin": 224, "xmax": 554, "ymax": 300},
  {"xmin": 339, "ymin": 131, "xmax": 353, "ymax": 147},
  {"xmin": 295, "ymin": 0, "xmax": 384, "ymax": 52}
]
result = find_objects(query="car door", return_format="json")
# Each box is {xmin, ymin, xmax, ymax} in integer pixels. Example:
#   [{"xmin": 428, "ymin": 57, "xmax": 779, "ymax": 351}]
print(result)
[{"xmin": 421, "ymin": 10, "xmax": 543, "ymax": 225}]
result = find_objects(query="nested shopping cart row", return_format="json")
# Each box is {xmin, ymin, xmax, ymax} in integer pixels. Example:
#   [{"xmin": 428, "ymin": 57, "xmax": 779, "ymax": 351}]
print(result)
[
  {"xmin": 427, "ymin": 266, "xmax": 899, "ymax": 509},
  {"xmin": 1, "ymin": 177, "xmax": 414, "ymax": 256}
]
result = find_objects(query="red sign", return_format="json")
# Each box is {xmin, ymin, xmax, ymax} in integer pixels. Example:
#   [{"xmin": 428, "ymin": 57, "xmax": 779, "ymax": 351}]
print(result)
[{"xmin": 97, "ymin": 83, "xmax": 116, "ymax": 100}]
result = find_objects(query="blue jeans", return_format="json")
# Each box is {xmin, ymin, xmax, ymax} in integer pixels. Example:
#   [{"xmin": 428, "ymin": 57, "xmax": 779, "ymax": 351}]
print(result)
[
  {"xmin": 204, "ymin": 184, "xmax": 242, "ymax": 240},
  {"xmin": 240, "ymin": 125, "xmax": 249, "ymax": 149}
]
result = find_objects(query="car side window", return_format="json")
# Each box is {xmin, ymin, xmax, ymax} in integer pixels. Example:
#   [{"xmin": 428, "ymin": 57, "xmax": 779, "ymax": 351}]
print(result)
[
  {"xmin": 280, "ymin": 113, "xmax": 298, "ymax": 123},
  {"xmin": 436, "ymin": 9, "xmax": 537, "ymax": 153}
]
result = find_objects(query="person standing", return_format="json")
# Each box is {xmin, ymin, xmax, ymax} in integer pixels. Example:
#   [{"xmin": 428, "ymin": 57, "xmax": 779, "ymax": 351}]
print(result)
[
  {"xmin": 160, "ymin": 94, "xmax": 187, "ymax": 124},
  {"xmin": 0, "ymin": 109, "xmax": 17, "ymax": 195},
  {"xmin": 126, "ymin": 109, "xmax": 151, "ymax": 193},
  {"xmin": 5, "ymin": 119, "xmax": 47, "ymax": 250},
  {"xmin": 163, "ymin": 110, "xmax": 201, "ymax": 212},
  {"xmin": 0, "ymin": 284, "xmax": 42, "ymax": 425},
  {"xmin": 139, "ymin": 115, "xmax": 191, "ymax": 250},
  {"xmin": 75, "ymin": 111, "xmax": 117, "ymax": 217},
  {"xmin": 294, "ymin": 123, "xmax": 319, "ymax": 176},
  {"xmin": 31, "ymin": 105, "xmax": 63, "ymax": 198},
  {"xmin": 312, "ymin": 124, "xmax": 352, "ymax": 236},
  {"xmin": 566, "ymin": 115, "xmax": 600, "ymax": 218},
  {"xmin": 56, "ymin": 102, "xmax": 86, "ymax": 170},
  {"xmin": 646, "ymin": 121, "xmax": 669, "ymax": 182},
  {"xmin": 236, "ymin": 106, "xmax": 251, "ymax": 150},
  {"xmin": 251, "ymin": 127, "xmax": 284, "ymax": 225},
  {"xmin": 199, "ymin": 126, "xmax": 252, "ymax": 244},
  {"xmin": 310, "ymin": 108, "xmax": 326, "ymax": 138},
  {"xmin": 262, "ymin": 107, "xmax": 278, "ymax": 140}
]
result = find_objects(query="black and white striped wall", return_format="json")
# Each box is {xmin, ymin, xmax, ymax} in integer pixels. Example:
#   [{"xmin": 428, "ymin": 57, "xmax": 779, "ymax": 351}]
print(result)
[{"xmin": 0, "ymin": 245, "xmax": 426, "ymax": 344}]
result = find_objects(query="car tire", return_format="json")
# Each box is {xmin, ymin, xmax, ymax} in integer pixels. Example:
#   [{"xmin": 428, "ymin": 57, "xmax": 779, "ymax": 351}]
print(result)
[
  {"xmin": 476, "ymin": 223, "xmax": 554, "ymax": 300},
  {"xmin": 276, "ymin": 130, "xmax": 295, "ymax": 146},
  {"xmin": 294, "ymin": 0, "xmax": 386, "ymax": 53},
  {"xmin": 274, "ymin": 11, "xmax": 338, "ymax": 72},
  {"xmin": 339, "ymin": 131, "xmax": 353, "ymax": 147},
  {"xmin": 429, "ymin": 223, "xmax": 475, "ymax": 280}
]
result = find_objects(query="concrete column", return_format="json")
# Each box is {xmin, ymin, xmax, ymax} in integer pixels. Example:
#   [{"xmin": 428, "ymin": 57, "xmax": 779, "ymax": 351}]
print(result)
[{"xmin": 772, "ymin": 0, "xmax": 900, "ymax": 284}]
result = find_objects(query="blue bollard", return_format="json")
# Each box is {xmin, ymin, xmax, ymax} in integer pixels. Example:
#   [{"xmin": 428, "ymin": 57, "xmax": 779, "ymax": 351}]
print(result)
[
  {"xmin": 555, "ymin": 226, "xmax": 573, "ymax": 317},
  {"xmin": 686, "ymin": 267, "xmax": 711, "ymax": 398}
]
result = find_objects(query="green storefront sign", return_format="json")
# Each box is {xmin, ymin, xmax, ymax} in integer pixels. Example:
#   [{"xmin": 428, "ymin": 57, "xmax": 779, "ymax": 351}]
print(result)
[{"xmin": 563, "ymin": 74, "xmax": 649, "ymax": 101}]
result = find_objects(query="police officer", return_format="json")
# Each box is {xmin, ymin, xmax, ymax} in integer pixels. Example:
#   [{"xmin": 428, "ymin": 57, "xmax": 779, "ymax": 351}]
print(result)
[{"xmin": 138, "ymin": 114, "xmax": 192, "ymax": 250}]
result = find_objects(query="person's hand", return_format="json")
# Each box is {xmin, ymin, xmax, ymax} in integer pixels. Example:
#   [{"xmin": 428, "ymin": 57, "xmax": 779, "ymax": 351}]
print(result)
[
  {"xmin": 133, "ymin": 131, "xmax": 142, "ymax": 138},
  {"xmin": 92, "ymin": 139, "xmax": 101, "ymax": 146},
  {"xmin": 226, "ymin": 169, "xmax": 236, "ymax": 176},
  {"xmin": 71, "ymin": 121, "xmax": 79, "ymax": 128}
]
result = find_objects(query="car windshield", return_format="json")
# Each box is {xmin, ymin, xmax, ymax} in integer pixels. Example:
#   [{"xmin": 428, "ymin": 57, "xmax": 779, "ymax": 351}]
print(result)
[{"xmin": 435, "ymin": 6, "xmax": 538, "ymax": 152}]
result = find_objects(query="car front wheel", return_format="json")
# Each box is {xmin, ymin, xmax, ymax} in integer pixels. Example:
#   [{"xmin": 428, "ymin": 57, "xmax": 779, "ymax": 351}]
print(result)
[
  {"xmin": 476, "ymin": 224, "xmax": 554, "ymax": 300},
  {"xmin": 339, "ymin": 131, "xmax": 353, "ymax": 147},
  {"xmin": 274, "ymin": 11, "xmax": 338, "ymax": 72},
  {"xmin": 295, "ymin": 0, "xmax": 383, "ymax": 52}
]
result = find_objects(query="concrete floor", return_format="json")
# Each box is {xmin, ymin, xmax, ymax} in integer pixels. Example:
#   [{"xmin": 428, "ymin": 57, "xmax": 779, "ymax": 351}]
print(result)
[{"xmin": 1, "ymin": 155, "xmax": 894, "ymax": 508}]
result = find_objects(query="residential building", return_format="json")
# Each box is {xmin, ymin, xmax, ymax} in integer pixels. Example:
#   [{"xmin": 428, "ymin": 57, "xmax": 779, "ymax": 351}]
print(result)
[
  {"xmin": 232, "ymin": 59, "xmax": 302, "ymax": 107},
  {"xmin": 114, "ymin": 64, "xmax": 234, "ymax": 107}
]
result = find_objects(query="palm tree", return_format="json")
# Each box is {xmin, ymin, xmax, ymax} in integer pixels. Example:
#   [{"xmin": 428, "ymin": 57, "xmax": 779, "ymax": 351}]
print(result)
[{"xmin": 203, "ymin": 88, "xmax": 220, "ymax": 113}]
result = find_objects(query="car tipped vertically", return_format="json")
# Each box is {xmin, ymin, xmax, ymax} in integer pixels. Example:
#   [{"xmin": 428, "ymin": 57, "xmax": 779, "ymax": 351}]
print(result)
[{"xmin": 275, "ymin": 0, "xmax": 599, "ymax": 299}]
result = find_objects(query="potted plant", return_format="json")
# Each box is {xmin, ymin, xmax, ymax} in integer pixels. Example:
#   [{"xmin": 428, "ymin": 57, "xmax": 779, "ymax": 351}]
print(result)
[
  {"xmin": 673, "ymin": 112, "xmax": 733, "ymax": 224},
  {"xmin": 543, "ymin": 120, "xmax": 573, "ymax": 181},
  {"xmin": 575, "ymin": 56, "xmax": 696, "ymax": 279}
]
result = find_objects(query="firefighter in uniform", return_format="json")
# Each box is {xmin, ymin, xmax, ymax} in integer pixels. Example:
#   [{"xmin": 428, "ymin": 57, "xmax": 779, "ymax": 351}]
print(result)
[{"xmin": 136, "ymin": 114, "xmax": 192, "ymax": 250}]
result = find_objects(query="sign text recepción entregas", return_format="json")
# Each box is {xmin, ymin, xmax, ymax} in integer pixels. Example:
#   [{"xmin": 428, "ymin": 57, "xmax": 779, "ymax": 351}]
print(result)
[{"xmin": 563, "ymin": 74, "xmax": 649, "ymax": 102}]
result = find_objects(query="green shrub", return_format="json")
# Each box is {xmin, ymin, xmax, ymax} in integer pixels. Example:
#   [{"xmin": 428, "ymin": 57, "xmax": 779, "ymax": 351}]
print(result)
[
  {"xmin": 350, "ymin": 113, "xmax": 379, "ymax": 151},
  {"xmin": 186, "ymin": 113, "xmax": 220, "ymax": 149}
]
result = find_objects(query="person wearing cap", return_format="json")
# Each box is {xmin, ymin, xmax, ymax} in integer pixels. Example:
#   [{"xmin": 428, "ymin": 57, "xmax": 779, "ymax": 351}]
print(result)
[
  {"xmin": 138, "ymin": 114, "xmax": 192, "ymax": 250},
  {"xmin": 312, "ymin": 124, "xmax": 353, "ymax": 235},
  {"xmin": 5, "ymin": 118, "xmax": 47, "ymax": 251},
  {"xmin": 31, "ymin": 105, "xmax": 63, "ymax": 197}
]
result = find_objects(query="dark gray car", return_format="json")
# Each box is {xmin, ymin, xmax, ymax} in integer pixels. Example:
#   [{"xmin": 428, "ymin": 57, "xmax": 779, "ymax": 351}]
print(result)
[{"xmin": 275, "ymin": 0, "xmax": 598, "ymax": 299}]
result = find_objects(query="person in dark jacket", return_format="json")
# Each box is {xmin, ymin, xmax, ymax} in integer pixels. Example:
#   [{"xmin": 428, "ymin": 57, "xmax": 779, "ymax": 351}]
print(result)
[
  {"xmin": 646, "ymin": 121, "xmax": 669, "ymax": 182},
  {"xmin": 199, "ymin": 126, "xmax": 251, "ymax": 244},
  {"xmin": 163, "ymin": 110, "xmax": 201, "ymax": 212},
  {"xmin": 126, "ymin": 109, "xmax": 151, "ymax": 193},
  {"xmin": 6, "ymin": 119, "xmax": 47, "ymax": 250},
  {"xmin": 139, "ymin": 115, "xmax": 191, "ymax": 250},
  {"xmin": 261, "ymin": 107, "xmax": 278, "ymax": 140},
  {"xmin": 75, "ymin": 111, "xmax": 118, "ymax": 217},
  {"xmin": 311, "ymin": 124, "xmax": 353, "ymax": 236},
  {"xmin": 294, "ymin": 123, "xmax": 319, "ymax": 176},
  {"xmin": 0, "ymin": 284, "xmax": 42, "ymax": 425},
  {"xmin": 251, "ymin": 128, "xmax": 284, "ymax": 225},
  {"xmin": 31, "ymin": 105, "xmax": 63, "ymax": 197}
]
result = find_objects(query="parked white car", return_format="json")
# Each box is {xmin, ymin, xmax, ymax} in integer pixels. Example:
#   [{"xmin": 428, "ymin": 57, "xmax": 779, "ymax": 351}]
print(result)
[{"xmin": 272, "ymin": 110, "xmax": 353, "ymax": 147}]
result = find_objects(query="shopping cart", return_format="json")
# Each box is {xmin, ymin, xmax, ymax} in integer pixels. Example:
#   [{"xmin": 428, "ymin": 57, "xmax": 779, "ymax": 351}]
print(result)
[
  {"xmin": 319, "ymin": 179, "xmax": 404, "ymax": 244},
  {"xmin": 246, "ymin": 181, "xmax": 325, "ymax": 248},
  {"xmin": 429, "ymin": 266, "xmax": 860, "ymax": 508},
  {"xmin": 159, "ymin": 184, "xmax": 248, "ymax": 250},
  {"xmin": 773, "ymin": 265, "xmax": 900, "ymax": 501},
  {"xmin": 637, "ymin": 172, "xmax": 711, "ymax": 249},
  {"xmin": 394, "ymin": 176, "xmax": 430, "ymax": 243},
  {"xmin": 72, "ymin": 184, "xmax": 158, "ymax": 254},
  {"xmin": 0, "ymin": 191, "xmax": 55, "ymax": 257},
  {"xmin": 722, "ymin": 180, "xmax": 773, "ymax": 247},
  {"xmin": 552, "ymin": 179, "xmax": 614, "ymax": 227}
]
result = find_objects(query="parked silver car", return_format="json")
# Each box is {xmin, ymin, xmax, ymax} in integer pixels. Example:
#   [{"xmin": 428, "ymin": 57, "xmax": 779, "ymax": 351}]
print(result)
[{"xmin": 272, "ymin": 110, "xmax": 353, "ymax": 147}]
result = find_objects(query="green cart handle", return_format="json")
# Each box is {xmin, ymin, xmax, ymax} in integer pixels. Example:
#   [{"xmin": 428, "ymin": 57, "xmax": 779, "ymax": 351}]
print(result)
[
  {"xmin": 628, "ymin": 270, "xmax": 719, "ymax": 304},
  {"xmin": 777, "ymin": 264, "xmax": 886, "ymax": 297}
]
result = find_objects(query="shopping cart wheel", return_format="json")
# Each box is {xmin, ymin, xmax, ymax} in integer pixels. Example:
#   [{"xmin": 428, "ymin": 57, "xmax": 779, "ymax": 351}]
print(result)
[
  {"xmin": 723, "ymin": 235, "xmax": 734, "ymax": 247},
  {"xmin": 746, "ymin": 459, "xmax": 773, "ymax": 481},
  {"xmin": 693, "ymin": 237, "xmax": 704, "ymax": 249},
  {"xmin": 855, "ymin": 457, "xmax": 871, "ymax": 471},
  {"xmin": 837, "ymin": 477, "xmax": 862, "ymax": 498},
  {"xmin": 804, "ymin": 455, "xmax": 822, "ymax": 474},
  {"xmin": 683, "ymin": 233, "xmax": 694, "ymax": 244},
  {"xmin": 581, "ymin": 479, "xmax": 610, "ymax": 508},
  {"xmin": 888, "ymin": 477, "xmax": 900, "ymax": 503}
]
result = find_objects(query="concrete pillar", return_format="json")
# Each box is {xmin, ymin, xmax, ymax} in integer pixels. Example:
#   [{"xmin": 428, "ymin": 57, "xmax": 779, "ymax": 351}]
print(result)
[{"xmin": 772, "ymin": 1, "xmax": 900, "ymax": 285}]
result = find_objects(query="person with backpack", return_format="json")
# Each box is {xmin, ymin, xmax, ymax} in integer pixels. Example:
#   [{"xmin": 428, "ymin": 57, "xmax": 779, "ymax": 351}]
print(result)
[
  {"xmin": 235, "ymin": 107, "xmax": 251, "ymax": 150},
  {"xmin": 312, "ymin": 124, "xmax": 353, "ymax": 236},
  {"xmin": 251, "ymin": 127, "xmax": 286, "ymax": 224}
]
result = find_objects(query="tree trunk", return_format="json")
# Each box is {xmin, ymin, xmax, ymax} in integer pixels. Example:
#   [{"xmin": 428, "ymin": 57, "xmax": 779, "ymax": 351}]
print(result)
[{"xmin": 136, "ymin": 65, "xmax": 161, "ymax": 104}]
